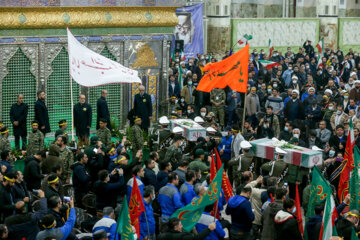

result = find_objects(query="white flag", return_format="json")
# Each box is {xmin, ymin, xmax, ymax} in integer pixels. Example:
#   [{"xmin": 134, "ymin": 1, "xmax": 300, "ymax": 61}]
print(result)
[{"xmin": 67, "ymin": 28, "xmax": 141, "ymax": 87}]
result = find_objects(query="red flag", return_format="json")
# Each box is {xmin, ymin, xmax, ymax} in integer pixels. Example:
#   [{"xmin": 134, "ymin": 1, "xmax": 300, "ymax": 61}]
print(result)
[
  {"xmin": 210, "ymin": 153, "xmax": 216, "ymax": 182},
  {"xmin": 129, "ymin": 175, "xmax": 145, "ymax": 239},
  {"xmin": 214, "ymin": 148, "xmax": 234, "ymax": 201},
  {"xmin": 295, "ymin": 185, "xmax": 304, "ymax": 236},
  {"xmin": 338, "ymin": 126, "xmax": 354, "ymax": 201}
]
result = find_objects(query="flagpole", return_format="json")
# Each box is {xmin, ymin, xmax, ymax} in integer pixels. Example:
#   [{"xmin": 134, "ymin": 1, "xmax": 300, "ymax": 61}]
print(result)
[
  {"xmin": 213, "ymin": 198, "xmax": 219, "ymax": 223},
  {"xmin": 70, "ymin": 75, "xmax": 75, "ymax": 141},
  {"xmin": 144, "ymin": 207, "xmax": 151, "ymax": 240}
]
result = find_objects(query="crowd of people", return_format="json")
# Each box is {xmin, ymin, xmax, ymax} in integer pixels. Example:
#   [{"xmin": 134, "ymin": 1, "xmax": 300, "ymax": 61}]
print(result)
[{"xmin": 0, "ymin": 40, "xmax": 359, "ymax": 240}]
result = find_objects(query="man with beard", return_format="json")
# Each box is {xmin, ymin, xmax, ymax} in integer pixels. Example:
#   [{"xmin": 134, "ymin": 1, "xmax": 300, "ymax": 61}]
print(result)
[
  {"xmin": 27, "ymin": 121, "xmax": 44, "ymax": 156},
  {"xmin": 34, "ymin": 91, "xmax": 50, "ymax": 135},
  {"xmin": 10, "ymin": 94, "xmax": 28, "ymax": 150},
  {"xmin": 74, "ymin": 94, "xmax": 92, "ymax": 147},
  {"xmin": 133, "ymin": 85, "xmax": 153, "ymax": 132},
  {"xmin": 55, "ymin": 136, "xmax": 73, "ymax": 184},
  {"xmin": 349, "ymin": 80, "xmax": 360, "ymax": 102},
  {"xmin": 284, "ymin": 90, "xmax": 304, "ymax": 122}
]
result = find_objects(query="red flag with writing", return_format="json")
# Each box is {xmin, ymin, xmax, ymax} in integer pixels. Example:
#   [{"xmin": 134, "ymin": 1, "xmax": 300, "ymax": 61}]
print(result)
[
  {"xmin": 129, "ymin": 175, "xmax": 145, "ymax": 239},
  {"xmin": 214, "ymin": 148, "xmax": 234, "ymax": 201},
  {"xmin": 295, "ymin": 185, "xmax": 304, "ymax": 236}
]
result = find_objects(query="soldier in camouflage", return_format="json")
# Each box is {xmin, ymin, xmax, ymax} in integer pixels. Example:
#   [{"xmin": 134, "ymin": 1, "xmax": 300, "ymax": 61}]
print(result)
[
  {"xmin": 162, "ymin": 134, "xmax": 184, "ymax": 170},
  {"xmin": 210, "ymin": 88, "xmax": 226, "ymax": 127},
  {"xmin": 27, "ymin": 121, "xmax": 44, "ymax": 156},
  {"xmin": 229, "ymin": 140, "xmax": 255, "ymax": 186},
  {"xmin": 149, "ymin": 116, "xmax": 172, "ymax": 155},
  {"xmin": 54, "ymin": 119, "xmax": 69, "ymax": 145},
  {"xmin": 131, "ymin": 116, "xmax": 144, "ymax": 155},
  {"xmin": 0, "ymin": 127, "xmax": 11, "ymax": 155},
  {"xmin": 96, "ymin": 118, "xmax": 112, "ymax": 148},
  {"xmin": 159, "ymin": 95, "xmax": 180, "ymax": 116},
  {"xmin": 55, "ymin": 135, "xmax": 74, "ymax": 183}
]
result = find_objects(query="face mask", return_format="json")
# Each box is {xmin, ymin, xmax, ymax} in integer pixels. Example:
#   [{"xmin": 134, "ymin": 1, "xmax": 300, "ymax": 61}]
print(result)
[
  {"xmin": 292, "ymin": 207, "xmax": 297, "ymax": 214},
  {"xmin": 273, "ymin": 84, "xmax": 278, "ymax": 87},
  {"xmin": 329, "ymin": 150, "xmax": 335, "ymax": 157},
  {"xmin": 133, "ymin": 234, "xmax": 138, "ymax": 240},
  {"xmin": 293, "ymin": 134, "xmax": 299, "ymax": 139},
  {"xmin": 200, "ymin": 112, "xmax": 206, "ymax": 117},
  {"xmin": 188, "ymin": 81, "xmax": 192, "ymax": 86},
  {"xmin": 329, "ymin": 106, "xmax": 334, "ymax": 111},
  {"xmin": 337, "ymin": 110, "xmax": 342, "ymax": 115},
  {"xmin": 284, "ymin": 126, "xmax": 289, "ymax": 131},
  {"xmin": 189, "ymin": 63, "xmax": 192, "ymax": 66},
  {"xmin": 310, "ymin": 137, "xmax": 316, "ymax": 141},
  {"xmin": 152, "ymin": 194, "xmax": 155, "ymax": 201},
  {"xmin": 175, "ymin": 100, "xmax": 178, "ymax": 104},
  {"xmin": 267, "ymin": 89, "xmax": 272, "ymax": 93},
  {"xmin": 288, "ymin": 67, "xmax": 292, "ymax": 70},
  {"xmin": 345, "ymin": 96, "xmax": 349, "ymax": 99},
  {"xmin": 187, "ymin": 110, "xmax": 191, "ymax": 114},
  {"xmin": 293, "ymin": 80, "xmax": 297, "ymax": 84},
  {"xmin": 181, "ymin": 99, "xmax": 185, "ymax": 103},
  {"xmin": 263, "ymin": 125, "xmax": 268, "ymax": 129}
]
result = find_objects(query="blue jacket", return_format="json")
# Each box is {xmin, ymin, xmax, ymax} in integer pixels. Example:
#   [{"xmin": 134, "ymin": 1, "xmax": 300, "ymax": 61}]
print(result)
[
  {"xmin": 36, "ymin": 208, "xmax": 76, "ymax": 240},
  {"xmin": 158, "ymin": 184, "xmax": 184, "ymax": 216},
  {"xmin": 301, "ymin": 92, "xmax": 317, "ymax": 102},
  {"xmin": 127, "ymin": 176, "xmax": 144, "ymax": 204},
  {"xmin": 179, "ymin": 182, "xmax": 196, "ymax": 205},
  {"xmin": 156, "ymin": 171, "xmax": 168, "ymax": 192},
  {"xmin": 93, "ymin": 216, "xmax": 119, "ymax": 240},
  {"xmin": 71, "ymin": 162, "xmax": 91, "ymax": 193},
  {"xmin": 195, "ymin": 212, "xmax": 225, "ymax": 240},
  {"xmin": 142, "ymin": 167, "xmax": 157, "ymax": 187},
  {"xmin": 225, "ymin": 195, "xmax": 254, "ymax": 232},
  {"xmin": 226, "ymin": 92, "xmax": 242, "ymax": 111},
  {"xmin": 140, "ymin": 200, "xmax": 156, "ymax": 239},
  {"xmin": 217, "ymin": 135, "xmax": 233, "ymax": 160},
  {"xmin": 0, "ymin": 160, "xmax": 13, "ymax": 173}
]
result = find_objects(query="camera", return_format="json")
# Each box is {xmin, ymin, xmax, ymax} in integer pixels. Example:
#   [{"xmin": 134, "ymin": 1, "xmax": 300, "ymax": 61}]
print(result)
[
  {"xmin": 63, "ymin": 196, "xmax": 71, "ymax": 202},
  {"xmin": 32, "ymin": 189, "xmax": 39, "ymax": 195}
]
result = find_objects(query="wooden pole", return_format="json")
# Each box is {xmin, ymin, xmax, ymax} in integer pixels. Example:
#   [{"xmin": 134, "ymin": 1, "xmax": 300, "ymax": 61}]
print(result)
[
  {"xmin": 70, "ymin": 76, "xmax": 75, "ymax": 142},
  {"xmin": 241, "ymin": 92, "xmax": 247, "ymax": 132}
]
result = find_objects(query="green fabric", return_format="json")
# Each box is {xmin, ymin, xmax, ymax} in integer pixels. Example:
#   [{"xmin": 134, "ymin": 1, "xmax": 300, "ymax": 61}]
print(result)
[
  {"xmin": 116, "ymin": 196, "xmax": 135, "ymax": 240},
  {"xmin": 350, "ymin": 145, "xmax": 360, "ymax": 210},
  {"xmin": 306, "ymin": 166, "xmax": 332, "ymax": 220},
  {"xmin": 285, "ymin": 165, "xmax": 308, "ymax": 183},
  {"xmin": 171, "ymin": 166, "xmax": 224, "ymax": 232}
]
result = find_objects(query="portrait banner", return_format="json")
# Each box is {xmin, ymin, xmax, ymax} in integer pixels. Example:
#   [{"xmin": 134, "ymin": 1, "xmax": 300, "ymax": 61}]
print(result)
[{"xmin": 175, "ymin": 3, "xmax": 204, "ymax": 59}]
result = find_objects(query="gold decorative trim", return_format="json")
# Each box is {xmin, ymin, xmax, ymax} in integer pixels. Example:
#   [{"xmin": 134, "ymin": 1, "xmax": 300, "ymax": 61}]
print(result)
[{"xmin": 0, "ymin": 7, "xmax": 178, "ymax": 29}]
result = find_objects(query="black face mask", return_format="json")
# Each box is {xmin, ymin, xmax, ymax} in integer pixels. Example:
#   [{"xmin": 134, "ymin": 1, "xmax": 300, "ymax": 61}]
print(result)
[
  {"xmin": 5, "ymin": 184, "xmax": 11, "ymax": 192},
  {"xmin": 32, "ymin": 129, "xmax": 37, "ymax": 133}
]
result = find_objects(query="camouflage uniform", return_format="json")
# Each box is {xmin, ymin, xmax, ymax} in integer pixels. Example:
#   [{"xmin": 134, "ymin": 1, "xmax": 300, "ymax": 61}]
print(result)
[
  {"xmin": 55, "ymin": 129, "xmax": 69, "ymax": 145},
  {"xmin": 163, "ymin": 144, "xmax": 182, "ymax": 169},
  {"xmin": 97, "ymin": 127, "xmax": 112, "ymax": 147},
  {"xmin": 0, "ymin": 135, "xmax": 11, "ymax": 155},
  {"xmin": 159, "ymin": 100, "xmax": 180, "ymax": 116},
  {"xmin": 131, "ymin": 124, "xmax": 144, "ymax": 155},
  {"xmin": 229, "ymin": 151, "xmax": 255, "ymax": 186},
  {"xmin": 210, "ymin": 89, "xmax": 226, "ymax": 127},
  {"xmin": 261, "ymin": 159, "xmax": 288, "ymax": 185},
  {"xmin": 27, "ymin": 130, "xmax": 44, "ymax": 155},
  {"xmin": 59, "ymin": 146, "xmax": 74, "ymax": 181}
]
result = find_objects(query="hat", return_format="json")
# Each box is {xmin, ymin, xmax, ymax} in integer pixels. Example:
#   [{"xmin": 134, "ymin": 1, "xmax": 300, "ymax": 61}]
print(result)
[
  {"xmin": 267, "ymin": 85, "xmax": 273, "ymax": 89},
  {"xmin": 308, "ymin": 87, "xmax": 315, "ymax": 92},
  {"xmin": 289, "ymin": 137, "xmax": 299, "ymax": 144},
  {"xmin": 240, "ymin": 141, "xmax": 252, "ymax": 149},
  {"xmin": 206, "ymin": 127, "xmax": 216, "ymax": 133},
  {"xmin": 323, "ymin": 95, "xmax": 329, "ymax": 99},
  {"xmin": 47, "ymin": 174, "xmax": 59, "ymax": 184},
  {"xmin": 99, "ymin": 118, "xmax": 107, "ymax": 123},
  {"xmin": 344, "ymin": 92, "xmax": 349, "ymax": 96},
  {"xmin": 251, "ymin": 86, "xmax": 256, "ymax": 90},
  {"xmin": 206, "ymin": 112, "xmax": 215, "ymax": 118},
  {"xmin": 194, "ymin": 116, "xmax": 204, "ymax": 123},
  {"xmin": 355, "ymin": 80, "xmax": 360, "ymax": 84},
  {"xmin": 292, "ymin": 89, "xmax": 299, "ymax": 95},
  {"xmin": 31, "ymin": 120, "xmax": 39, "ymax": 127},
  {"xmin": 325, "ymin": 89, "xmax": 333, "ymax": 95},
  {"xmin": 180, "ymin": 61, "xmax": 185, "ymax": 65},
  {"xmin": 291, "ymin": 75, "xmax": 298, "ymax": 80},
  {"xmin": 186, "ymin": 70, "xmax": 192, "ymax": 75},
  {"xmin": 58, "ymin": 119, "xmax": 67, "ymax": 126},
  {"xmin": 159, "ymin": 116, "xmax": 170, "ymax": 125},
  {"xmin": 134, "ymin": 116, "xmax": 141, "ymax": 122},
  {"xmin": 93, "ymin": 229, "xmax": 108, "ymax": 240},
  {"xmin": 195, "ymin": 148, "xmax": 205, "ymax": 156},
  {"xmin": 350, "ymin": 72, "xmax": 357, "ymax": 77},
  {"xmin": 170, "ymin": 113, "xmax": 179, "ymax": 119},
  {"xmin": 172, "ymin": 126, "xmax": 184, "ymax": 134},
  {"xmin": 170, "ymin": 95, "xmax": 177, "ymax": 99}
]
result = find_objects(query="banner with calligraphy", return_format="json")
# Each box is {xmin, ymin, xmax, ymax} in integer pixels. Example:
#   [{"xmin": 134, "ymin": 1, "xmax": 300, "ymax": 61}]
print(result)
[
  {"xmin": 175, "ymin": 3, "xmax": 204, "ymax": 59},
  {"xmin": 67, "ymin": 28, "xmax": 141, "ymax": 87}
]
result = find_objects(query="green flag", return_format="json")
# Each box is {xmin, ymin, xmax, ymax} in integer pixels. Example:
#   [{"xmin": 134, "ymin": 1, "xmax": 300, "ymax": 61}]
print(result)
[
  {"xmin": 208, "ymin": 53, "xmax": 211, "ymax": 63},
  {"xmin": 171, "ymin": 48, "xmax": 176, "ymax": 63},
  {"xmin": 171, "ymin": 166, "xmax": 224, "ymax": 232},
  {"xmin": 178, "ymin": 65, "xmax": 183, "ymax": 89},
  {"xmin": 351, "ymin": 228, "xmax": 358, "ymax": 240},
  {"xmin": 116, "ymin": 196, "xmax": 135, "ymax": 240},
  {"xmin": 350, "ymin": 145, "xmax": 360, "ymax": 210},
  {"xmin": 306, "ymin": 166, "xmax": 332, "ymax": 220}
]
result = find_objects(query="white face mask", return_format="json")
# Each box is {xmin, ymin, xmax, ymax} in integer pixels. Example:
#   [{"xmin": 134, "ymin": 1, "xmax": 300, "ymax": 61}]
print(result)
[
  {"xmin": 337, "ymin": 110, "xmax": 342, "ymax": 115},
  {"xmin": 152, "ymin": 194, "xmax": 155, "ymax": 201},
  {"xmin": 293, "ymin": 134, "xmax": 299, "ymax": 139},
  {"xmin": 200, "ymin": 112, "xmax": 206, "ymax": 117},
  {"xmin": 187, "ymin": 110, "xmax": 191, "ymax": 114},
  {"xmin": 293, "ymin": 80, "xmax": 297, "ymax": 84},
  {"xmin": 133, "ymin": 234, "xmax": 138, "ymax": 240},
  {"xmin": 292, "ymin": 207, "xmax": 297, "ymax": 214},
  {"xmin": 329, "ymin": 106, "xmax": 334, "ymax": 111}
]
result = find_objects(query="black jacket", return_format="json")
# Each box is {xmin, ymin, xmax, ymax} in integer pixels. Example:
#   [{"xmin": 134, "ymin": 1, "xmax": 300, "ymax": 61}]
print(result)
[
  {"xmin": 23, "ymin": 156, "xmax": 42, "ymax": 191},
  {"xmin": 74, "ymin": 102, "xmax": 92, "ymax": 136},
  {"xmin": 142, "ymin": 167, "xmax": 157, "ymax": 187},
  {"xmin": 97, "ymin": 96, "xmax": 111, "ymax": 130},
  {"xmin": 93, "ymin": 175, "xmax": 124, "ymax": 209},
  {"xmin": 5, "ymin": 198, "xmax": 47, "ymax": 240},
  {"xmin": 0, "ymin": 183, "xmax": 15, "ymax": 222},
  {"xmin": 274, "ymin": 210, "xmax": 303, "ymax": 240},
  {"xmin": 34, "ymin": 99, "xmax": 50, "ymax": 134},
  {"xmin": 44, "ymin": 186, "xmax": 61, "ymax": 201},
  {"xmin": 12, "ymin": 181, "xmax": 29, "ymax": 203},
  {"xmin": 336, "ymin": 217, "xmax": 356, "ymax": 240},
  {"xmin": 71, "ymin": 162, "xmax": 91, "ymax": 194},
  {"xmin": 158, "ymin": 228, "xmax": 211, "ymax": 240},
  {"xmin": 10, "ymin": 102, "xmax": 28, "ymax": 136},
  {"xmin": 133, "ymin": 93, "xmax": 153, "ymax": 129}
]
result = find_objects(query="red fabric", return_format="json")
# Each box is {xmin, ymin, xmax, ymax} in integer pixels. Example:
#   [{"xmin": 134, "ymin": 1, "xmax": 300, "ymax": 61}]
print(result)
[
  {"xmin": 129, "ymin": 175, "xmax": 145, "ymax": 239},
  {"xmin": 338, "ymin": 129, "xmax": 354, "ymax": 201},
  {"xmin": 214, "ymin": 148, "xmax": 233, "ymax": 201},
  {"xmin": 295, "ymin": 185, "xmax": 304, "ymax": 236}
]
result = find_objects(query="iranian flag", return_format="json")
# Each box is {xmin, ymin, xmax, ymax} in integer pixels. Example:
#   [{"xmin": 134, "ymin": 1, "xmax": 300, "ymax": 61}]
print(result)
[
  {"xmin": 178, "ymin": 65, "xmax": 183, "ymax": 89},
  {"xmin": 170, "ymin": 47, "xmax": 176, "ymax": 63},
  {"xmin": 259, "ymin": 60, "xmax": 280, "ymax": 69},
  {"xmin": 319, "ymin": 194, "xmax": 338, "ymax": 240},
  {"xmin": 180, "ymin": 50, "xmax": 186, "ymax": 61},
  {"xmin": 268, "ymin": 39, "xmax": 274, "ymax": 57},
  {"xmin": 316, "ymin": 38, "xmax": 324, "ymax": 67},
  {"xmin": 237, "ymin": 34, "xmax": 253, "ymax": 45}
]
